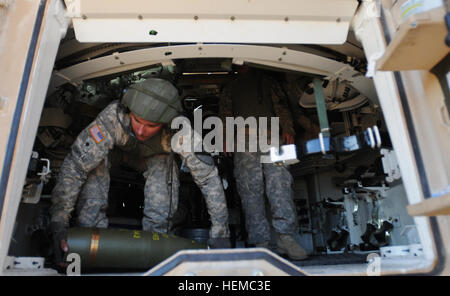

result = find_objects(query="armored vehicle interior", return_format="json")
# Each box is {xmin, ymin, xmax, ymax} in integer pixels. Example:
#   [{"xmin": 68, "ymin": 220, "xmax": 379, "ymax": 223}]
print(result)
[{"xmin": 6, "ymin": 27, "xmax": 430, "ymax": 276}]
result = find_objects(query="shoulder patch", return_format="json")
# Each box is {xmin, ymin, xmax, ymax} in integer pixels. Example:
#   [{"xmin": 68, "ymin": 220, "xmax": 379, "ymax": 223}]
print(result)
[{"xmin": 89, "ymin": 124, "xmax": 105, "ymax": 144}]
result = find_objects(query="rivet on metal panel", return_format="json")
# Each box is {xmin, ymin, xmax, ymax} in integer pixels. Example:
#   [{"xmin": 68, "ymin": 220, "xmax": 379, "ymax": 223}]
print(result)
[
  {"xmin": 284, "ymin": 17, "xmax": 289, "ymax": 22},
  {"xmin": 230, "ymin": 16, "xmax": 235, "ymax": 21},
  {"xmin": 194, "ymin": 16, "xmax": 199, "ymax": 21},
  {"xmin": 138, "ymin": 15, "xmax": 143, "ymax": 20},
  {"xmin": 82, "ymin": 14, "xmax": 87, "ymax": 20}
]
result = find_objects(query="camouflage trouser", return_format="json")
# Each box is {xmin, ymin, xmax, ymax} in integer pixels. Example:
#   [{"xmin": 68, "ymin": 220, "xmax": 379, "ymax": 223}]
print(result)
[
  {"xmin": 76, "ymin": 153, "xmax": 180, "ymax": 233},
  {"xmin": 233, "ymin": 151, "xmax": 298, "ymax": 244}
]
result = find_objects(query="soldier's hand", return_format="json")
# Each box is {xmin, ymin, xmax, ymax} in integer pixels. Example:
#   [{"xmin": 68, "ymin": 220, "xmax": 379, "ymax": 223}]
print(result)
[
  {"xmin": 208, "ymin": 237, "xmax": 231, "ymax": 249},
  {"xmin": 49, "ymin": 221, "xmax": 69, "ymax": 268},
  {"xmin": 282, "ymin": 132, "xmax": 294, "ymax": 145}
]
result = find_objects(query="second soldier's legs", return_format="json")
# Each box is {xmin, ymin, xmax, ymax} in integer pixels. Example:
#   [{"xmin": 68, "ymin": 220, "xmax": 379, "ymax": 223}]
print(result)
[
  {"xmin": 263, "ymin": 162, "xmax": 307, "ymax": 260},
  {"xmin": 262, "ymin": 162, "xmax": 299, "ymax": 235},
  {"xmin": 233, "ymin": 152, "xmax": 271, "ymax": 244}
]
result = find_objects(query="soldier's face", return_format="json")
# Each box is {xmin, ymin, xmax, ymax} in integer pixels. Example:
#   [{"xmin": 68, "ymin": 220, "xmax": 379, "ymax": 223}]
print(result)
[{"xmin": 130, "ymin": 113, "xmax": 163, "ymax": 141}]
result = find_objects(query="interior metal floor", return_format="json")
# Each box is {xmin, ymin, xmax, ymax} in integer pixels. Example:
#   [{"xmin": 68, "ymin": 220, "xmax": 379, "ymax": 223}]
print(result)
[{"xmin": 288, "ymin": 253, "xmax": 370, "ymax": 267}]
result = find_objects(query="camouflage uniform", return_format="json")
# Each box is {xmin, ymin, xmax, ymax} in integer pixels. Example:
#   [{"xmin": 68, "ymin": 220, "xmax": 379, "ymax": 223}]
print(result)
[
  {"xmin": 219, "ymin": 70, "xmax": 299, "ymax": 244},
  {"xmin": 50, "ymin": 100, "xmax": 230, "ymax": 239}
]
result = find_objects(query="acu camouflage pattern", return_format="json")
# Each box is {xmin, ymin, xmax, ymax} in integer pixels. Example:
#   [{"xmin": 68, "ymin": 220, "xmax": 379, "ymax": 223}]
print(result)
[
  {"xmin": 233, "ymin": 152, "xmax": 299, "ymax": 244},
  {"xmin": 219, "ymin": 71, "xmax": 299, "ymax": 244},
  {"xmin": 50, "ymin": 100, "xmax": 229, "ymax": 239},
  {"xmin": 75, "ymin": 160, "xmax": 110, "ymax": 228},
  {"xmin": 219, "ymin": 72, "xmax": 296, "ymax": 137}
]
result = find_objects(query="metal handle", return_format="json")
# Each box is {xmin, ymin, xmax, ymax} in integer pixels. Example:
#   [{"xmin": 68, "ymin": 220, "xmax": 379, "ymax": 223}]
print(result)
[
  {"xmin": 373, "ymin": 125, "xmax": 382, "ymax": 148},
  {"xmin": 319, "ymin": 132, "xmax": 326, "ymax": 155},
  {"xmin": 367, "ymin": 127, "xmax": 375, "ymax": 149}
]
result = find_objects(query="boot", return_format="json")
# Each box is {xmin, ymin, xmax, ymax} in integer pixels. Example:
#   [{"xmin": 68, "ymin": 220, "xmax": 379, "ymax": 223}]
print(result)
[{"xmin": 276, "ymin": 234, "xmax": 308, "ymax": 260}]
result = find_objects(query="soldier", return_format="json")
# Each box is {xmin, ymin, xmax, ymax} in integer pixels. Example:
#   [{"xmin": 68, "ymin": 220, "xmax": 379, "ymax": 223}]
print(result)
[
  {"xmin": 49, "ymin": 78, "xmax": 230, "ymax": 265},
  {"xmin": 219, "ymin": 66, "xmax": 307, "ymax": 260}
]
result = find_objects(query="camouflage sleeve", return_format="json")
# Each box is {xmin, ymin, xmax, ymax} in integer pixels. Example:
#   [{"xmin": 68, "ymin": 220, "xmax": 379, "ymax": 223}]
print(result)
[
  {"xmin": 49, "ymin": 101, "xmax": 129, "ymax": 226},
  {"xmin": 265, "ymin": 76, "xmax": 296, "ymax": 137},
  {"xmin": 181, "ymin": 153, "xmax": 230, "ymax": 239}
]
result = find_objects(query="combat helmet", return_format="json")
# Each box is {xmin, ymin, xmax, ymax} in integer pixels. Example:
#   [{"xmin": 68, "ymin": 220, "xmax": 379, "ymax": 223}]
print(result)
[{"xmin": 122, "ymin": 78, "xmax": 182, "ymax": 124}]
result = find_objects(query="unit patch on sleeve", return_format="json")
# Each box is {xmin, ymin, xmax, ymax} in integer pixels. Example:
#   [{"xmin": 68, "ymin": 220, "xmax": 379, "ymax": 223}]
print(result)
[{"xmin": 89, "ymin": 124, "xmax": 105, "ymax": 144}]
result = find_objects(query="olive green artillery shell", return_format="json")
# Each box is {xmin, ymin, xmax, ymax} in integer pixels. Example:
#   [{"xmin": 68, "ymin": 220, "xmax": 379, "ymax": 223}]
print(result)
[{"xmin": 66, "ymin": 227, "xmax": 205, "ymax": 270}]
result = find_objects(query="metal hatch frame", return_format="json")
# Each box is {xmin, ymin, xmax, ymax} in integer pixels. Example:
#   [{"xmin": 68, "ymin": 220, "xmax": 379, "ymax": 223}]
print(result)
[{"xmin": 0, "ymin": 0, "xmax": 446, "ymax": 275}]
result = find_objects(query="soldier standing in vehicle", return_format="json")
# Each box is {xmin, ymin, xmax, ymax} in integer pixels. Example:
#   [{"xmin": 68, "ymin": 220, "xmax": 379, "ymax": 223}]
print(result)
[
  {"xmin": 219, "ymin": 66, "xmax": 307, "ymax": 260},
  {"xmin": 49, "ymin": 78, "xmax": 231, "ymax": 264}
]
